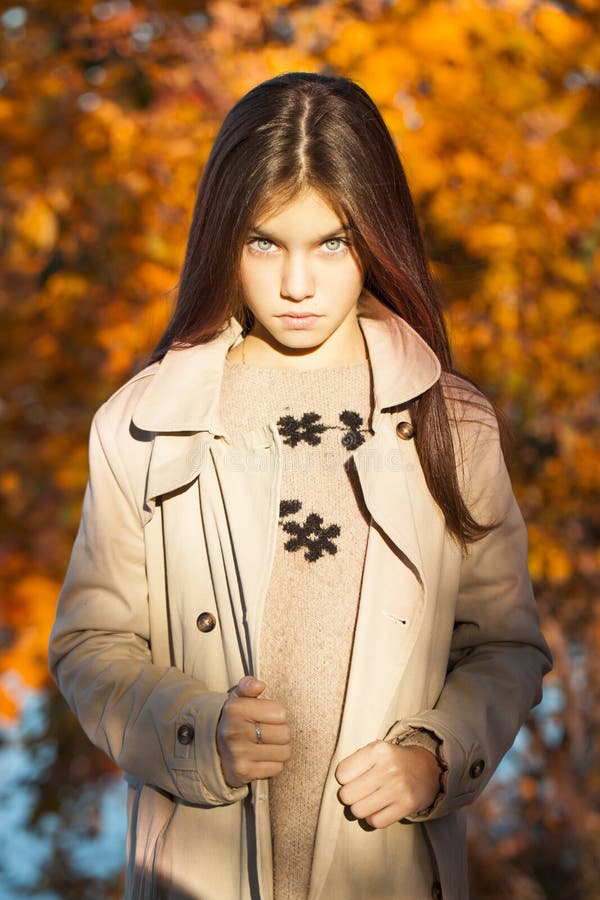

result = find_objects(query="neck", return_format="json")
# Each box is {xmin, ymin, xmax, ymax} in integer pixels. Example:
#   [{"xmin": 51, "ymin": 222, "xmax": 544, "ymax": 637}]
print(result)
[{"xmin": 240, "ymin": 326, "xmax": 367, "ymax": 371}]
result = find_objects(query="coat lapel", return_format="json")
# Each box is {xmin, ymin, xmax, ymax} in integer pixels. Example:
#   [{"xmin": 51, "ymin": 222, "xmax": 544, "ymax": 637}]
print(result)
[
  {"xmin": 132, "ymin": 319, "xmax": 243, "ymax": 435},
  {"xmin": 205, "ymin": 431, "xmax": 283, "ymax": 671},
  {"xmin": 309, "ymin": 419, "xmax": 445, "ymax": 899},
  {"xmin": 337, "ymin": 413, "xmax": 446, "ymax": 748},
  {"xmin": 144, "ymin": 431, "xmax": 212, "ymax": 507},
  {"xmin": 352, "ymin": 423, "xmax": 425, "ymax": 581},
  {"xmin": 355, "ymin": 295, "xmax": 440, "ymax": 413}
]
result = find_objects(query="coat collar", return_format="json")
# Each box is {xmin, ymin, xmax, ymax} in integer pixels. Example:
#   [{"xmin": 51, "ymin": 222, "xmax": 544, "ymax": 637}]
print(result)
[{"xmin": 132, "ymin": 293, "xmax": 441, "ymax": 434}]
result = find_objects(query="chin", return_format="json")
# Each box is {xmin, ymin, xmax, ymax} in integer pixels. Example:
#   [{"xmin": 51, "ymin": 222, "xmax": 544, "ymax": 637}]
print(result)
[
  {"xmin": 276, "ymin": 336, "xmax": 322, "ymax": 353},
  {"xmin": 269, "ymin": 327, "xmax": 322, "ymax": 346}
]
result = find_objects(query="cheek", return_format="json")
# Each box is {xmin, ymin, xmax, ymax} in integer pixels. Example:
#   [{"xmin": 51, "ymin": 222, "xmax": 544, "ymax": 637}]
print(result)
[
  {"xmin": 240, "ymin": 257, "xmax": 279, "ymax": 305},
  {"xmin": 239, "ymin": 261, "xmax": 263, "ymax": 306},
  {"xmin": 331, "ymin": 259, "xmax": 364, "ymax": 299}
]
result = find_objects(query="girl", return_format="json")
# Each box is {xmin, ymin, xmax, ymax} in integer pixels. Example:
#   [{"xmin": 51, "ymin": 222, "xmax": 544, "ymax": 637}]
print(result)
[{"xmin": 49, "ymin": 72, "xmax": 552, "ymax": 900}]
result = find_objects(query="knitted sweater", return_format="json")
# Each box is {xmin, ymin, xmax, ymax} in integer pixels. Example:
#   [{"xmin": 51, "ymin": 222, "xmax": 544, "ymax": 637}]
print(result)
[{"xmin": 220, "ymin": 357, "xmax": 373, "ymax": 900}]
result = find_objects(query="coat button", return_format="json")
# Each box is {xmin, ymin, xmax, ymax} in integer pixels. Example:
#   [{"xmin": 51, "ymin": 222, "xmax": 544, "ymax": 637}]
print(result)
[
  {"xmin": 396, "ymin": 421, "xmax": 414, "ymax": 440},
  {"xmin": 432, "ymin": 881, "xmax": 443, "ymax": 900},
  {"xmin": 196, "ymin": 612, "xmax": 216, "ymax": 633},
  {"xmin": 470, "ymin": 759, "xmax": 485, "ymax": 779},
  {"xmin": 177, "ymin": 724, "xmax": 195, "ymax": 745}
]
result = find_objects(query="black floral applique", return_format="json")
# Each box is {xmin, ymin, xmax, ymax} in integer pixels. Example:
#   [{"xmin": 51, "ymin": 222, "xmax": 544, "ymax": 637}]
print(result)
[
  {"xmin": 279, "ymin": 499, "xmax": 340, "ymax": 562},
  {"xmin": 339, "ymin": 410, "xmax": 367, "ymax": 450},
  {"xmin": 277, "ymin": 409, "xmax": 369, "ymax": 451},
  {"xmin": 279, "ymin": 499, "xmax": 302, "ymax": 517},
  {"xmin": 277, "ymin": 412, "xmax": 326, "ymax": 448}
]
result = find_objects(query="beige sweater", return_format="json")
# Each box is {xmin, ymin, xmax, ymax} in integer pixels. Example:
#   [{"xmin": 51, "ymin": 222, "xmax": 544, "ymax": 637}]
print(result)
[{"xmin": 220, "ymin": 358, "xmax": 373, "ymax": 900}]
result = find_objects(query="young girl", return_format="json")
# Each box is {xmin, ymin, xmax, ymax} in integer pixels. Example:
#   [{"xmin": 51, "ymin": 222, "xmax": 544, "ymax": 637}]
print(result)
[{"xmin": 49, "ymin": 72, "xmax": 552, "ymax": 900}]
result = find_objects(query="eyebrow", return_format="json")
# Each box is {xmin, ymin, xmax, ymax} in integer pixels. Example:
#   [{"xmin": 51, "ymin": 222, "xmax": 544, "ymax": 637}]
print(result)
[{"xmin": 248, "ymin": 224, "xmax": 353, "ymax": 242}]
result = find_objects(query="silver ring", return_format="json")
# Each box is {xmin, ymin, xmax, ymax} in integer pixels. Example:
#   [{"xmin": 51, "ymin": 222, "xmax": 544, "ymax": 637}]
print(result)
[{"xmin": 254, "ymin": 722, "xmax": 263, "ymax": 744}]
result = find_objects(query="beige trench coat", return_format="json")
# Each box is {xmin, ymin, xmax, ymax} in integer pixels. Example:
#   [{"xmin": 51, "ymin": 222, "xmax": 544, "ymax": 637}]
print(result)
[{"xmin": 49, "ymin": 295, "xmax": 551, "ymax": 900}]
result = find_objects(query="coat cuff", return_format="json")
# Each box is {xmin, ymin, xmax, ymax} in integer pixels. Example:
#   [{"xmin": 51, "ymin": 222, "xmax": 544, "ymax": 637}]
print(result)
[
  {"xmin": 386, "ymin": 716, "xmax": 488, "ymax": 821},
  {"xmin": 170, "ymin": 690, "xmax": 248, "ymax": 806}
]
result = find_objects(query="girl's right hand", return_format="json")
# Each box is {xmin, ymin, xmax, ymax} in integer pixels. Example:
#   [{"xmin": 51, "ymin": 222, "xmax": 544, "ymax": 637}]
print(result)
[{"xmin": 216, "ymin": 676, "xmax": 292, "ymax": 787}]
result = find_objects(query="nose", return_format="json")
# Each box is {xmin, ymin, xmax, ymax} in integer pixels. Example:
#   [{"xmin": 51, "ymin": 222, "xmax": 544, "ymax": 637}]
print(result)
[{"xmin": 280, "ymin": 253, "xmax": 315, "ymax": 301}]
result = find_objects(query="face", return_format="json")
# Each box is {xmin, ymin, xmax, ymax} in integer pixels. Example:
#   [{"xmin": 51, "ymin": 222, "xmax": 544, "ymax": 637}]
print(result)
[{"xmin": 238, "ymin": 188, "xmax": 366, "ymax": 368}]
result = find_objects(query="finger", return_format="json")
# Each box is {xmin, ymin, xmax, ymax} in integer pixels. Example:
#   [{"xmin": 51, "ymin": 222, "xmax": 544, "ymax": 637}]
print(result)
[
  {"xmin": 345, "ymin": 786, "xmax": 392, "ymax": 823},
  {"xmin": 337, "ymin": 767, "xmax": 384, "ymax": 807},
  {"xmin": 219, "ymin": 715, "xmax": 290, "ymax": 751},
  {"xmin": 340, "ymin": 770, "xmax": 429, "ymax": 825},
  {"xmin": 335, "ymin": 743, "xmax": 378, "ymax": 785},
  {"xmin": 249, "ymin": 721, "xmax": 291, "ymax": 746},
  {"xmin": 218, "ymin": 737, "xmax": 291, "ymax": 787},
  {"xmin": 246, "ymin": 742, "xmax": 292, "ymax": 764},
  {"xmin": 228, "ymin": 697, "xmax": 288, "ymax": 725},
  {"xmin": 223, "ymin": 756, "xmax": 288, "ymax": 787},
  {"xmin": 240, "ymin": 760, "xmax": 288, "ymax": 782},
  {"xmin": 234, "ymin": 676, "xmax": 266, "ymax": 698},
  {"xmin": 364, "ymin": 802, "xmax": 405, "ymax": 830}
]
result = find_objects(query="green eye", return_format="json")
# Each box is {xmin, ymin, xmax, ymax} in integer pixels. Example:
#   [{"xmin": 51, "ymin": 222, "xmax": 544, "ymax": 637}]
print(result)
[
  {"xmin": 324, "ymin": 238, "xmax": 344, "ymax": 252},
  {"xmin": 256, "ymin": 238, "xmax": 273, "ymax": 251}
]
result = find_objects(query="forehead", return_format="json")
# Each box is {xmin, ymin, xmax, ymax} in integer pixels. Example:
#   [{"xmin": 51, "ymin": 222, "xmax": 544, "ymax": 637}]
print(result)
[{"xmin": 252, "ymin": 187, "xmax": 346, "ymax": 231}]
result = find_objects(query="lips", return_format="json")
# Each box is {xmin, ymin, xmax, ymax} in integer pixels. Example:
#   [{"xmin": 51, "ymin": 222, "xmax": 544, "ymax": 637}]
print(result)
[
  {"xmin": 277, "ymin": 313, "xmax": 321, "ymax": 329},
  {"xmin": 277, "ymin": 313, "xmax": 320, "ymax": 319}
]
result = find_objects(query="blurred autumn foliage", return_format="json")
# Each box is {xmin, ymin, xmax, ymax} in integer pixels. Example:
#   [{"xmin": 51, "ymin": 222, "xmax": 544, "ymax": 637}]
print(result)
[{"xmin": 0, "ymin": 0, "xmax": 599, "ymax": 896}]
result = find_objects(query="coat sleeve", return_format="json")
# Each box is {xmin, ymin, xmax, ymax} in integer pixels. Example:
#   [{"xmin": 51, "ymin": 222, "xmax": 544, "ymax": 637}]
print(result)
[
  {"xmin": 388, "ymin": 406, "xmax": 552, "ymax": 821},
  {"xmin": 48, "ymin": 405, "xmax": 248, "ymax": 808}
]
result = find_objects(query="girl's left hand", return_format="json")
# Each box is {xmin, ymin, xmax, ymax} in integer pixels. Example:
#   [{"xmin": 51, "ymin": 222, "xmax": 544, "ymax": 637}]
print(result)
[{"xmin": 335, "ymin": 740, "xmax": 440, "ymax": 829}]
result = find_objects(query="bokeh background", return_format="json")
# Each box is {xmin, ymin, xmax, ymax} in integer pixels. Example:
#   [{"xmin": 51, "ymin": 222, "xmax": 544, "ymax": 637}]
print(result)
[{"xmin": 1, "ymin": 0, "xmax": 599, "ymax": 897}]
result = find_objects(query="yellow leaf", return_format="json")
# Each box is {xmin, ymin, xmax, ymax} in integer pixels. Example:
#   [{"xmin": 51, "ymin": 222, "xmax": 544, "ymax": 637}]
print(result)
[
  {"xmin": 533, "ymin": 4, "xmax": 591, "ymax": 51},
  {"xmin": 14, "ymin": 196, "xmax": 58, "ymax": 252}
]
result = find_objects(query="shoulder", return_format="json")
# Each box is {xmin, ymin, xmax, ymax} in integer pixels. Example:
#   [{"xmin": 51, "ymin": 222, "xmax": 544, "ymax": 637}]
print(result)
[
  {"xmin": 80, "ymin": 363, "xmax": 163, "ymax": 517},
  {"xmin": 87, "ymin": 362, "xmax": 161, "ymax": 500},
  {"xmin": 440, "ymin": 372, "xmax": 497, "ymax": 428},
  {"xmin": 438, "ymin": 373, "xmax": 512, "ymax": 511},
  {"xmin": 439, "ymin": 371, "xmax": 502, "ymax": 454},
  {"xmin": 93, "ymin": 361, "xmax": 160, "ymax": 439}
]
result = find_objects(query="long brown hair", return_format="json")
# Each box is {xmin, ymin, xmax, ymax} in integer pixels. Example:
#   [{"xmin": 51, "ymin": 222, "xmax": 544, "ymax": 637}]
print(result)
[{"xmin": 151, "ymin": 72, "xmax": 494, "ymax": 548}]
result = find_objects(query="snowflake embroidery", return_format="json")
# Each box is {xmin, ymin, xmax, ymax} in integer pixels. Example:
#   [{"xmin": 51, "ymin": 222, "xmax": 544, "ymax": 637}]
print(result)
[
  {"xmin": 339, "ymin": 410, "xmax": 367, "ymax": 450},
  {"xmin": 279, "ymin": 499, "xmax": 341, "ymax": 562},
  {"xmin": 277, "ymin": 409, "xmax": 369, "ymax": 451},
  {"xmin": 277, "ymin": 412, "xmax": 327, "ymax": 447},
  {"xmin": 279, "ymin": 499, "xmax": 302, "ymax": 517}
]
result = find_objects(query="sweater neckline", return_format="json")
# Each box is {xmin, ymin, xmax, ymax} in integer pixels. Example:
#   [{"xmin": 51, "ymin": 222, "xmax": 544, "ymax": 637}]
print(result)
[{"xmin": 223, "ymin": 357, "xmax": 371, "ymax": 375}]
